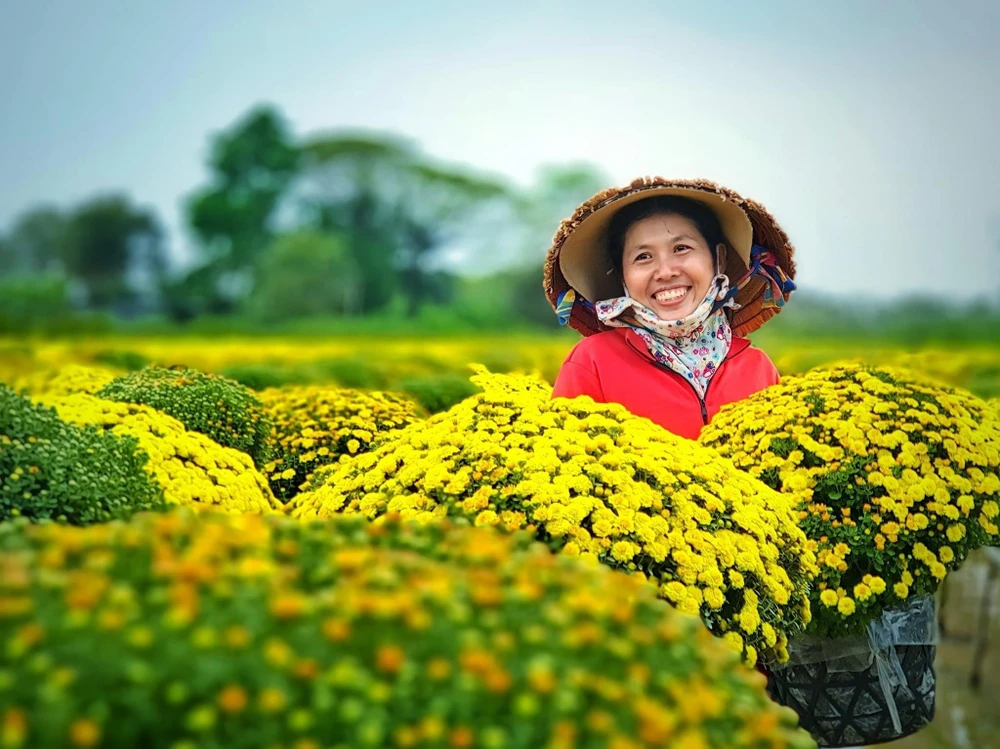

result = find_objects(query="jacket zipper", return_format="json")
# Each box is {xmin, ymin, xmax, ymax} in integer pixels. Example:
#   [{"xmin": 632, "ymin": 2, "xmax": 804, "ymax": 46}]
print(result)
[{"xmin": 625, "ymin": 338, "xmax": 747, "ymax": 426}]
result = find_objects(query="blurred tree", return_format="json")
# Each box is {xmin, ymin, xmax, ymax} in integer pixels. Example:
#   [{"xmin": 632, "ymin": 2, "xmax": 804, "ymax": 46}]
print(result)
[
  {"xmin": 295, "ymin": 131, "xmax": 510, "ymax": 316},
  {"xmin": 184, "ymin": 105, "xmax": 300, "ymax": 313},
  {"xmin": 294, "ymin": 133, "xmax": 416, "ymax": 313},
  {"xmin": 246, "ymin": 231, "xmax": 360, "ymax": 321},
  {"xmin": 0, "ymin": 276, "xmax": 73, "ymax": 334},
  {"xmin": 394, "ymin": 161, "xmax": 509, "ymax": 316},
  {"xmin": 0, "ymin": 206, "xmax": 69, "ymax": 275},
  {"xmin": 63, "ymin": 195, "xmax": 166, "ymax": 311},
  {"xmin": 514, "ymin": 163, "xmax": 608, "ymax": 261},
  {"xmin": 0, "ymin": 236, "xmax": 12, "ymax": 274},
  {"xmin": 160, "ymin": 264, "xmax": 225, "ymax": 322},
  {"xmin": 474, "ymin": 162, "xmax": 609, "ymax": 329}
]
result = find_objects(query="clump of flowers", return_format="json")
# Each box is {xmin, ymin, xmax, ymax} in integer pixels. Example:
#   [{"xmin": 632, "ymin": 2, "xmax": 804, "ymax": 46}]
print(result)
[
  {"xmin": 701, "ymin": 363, "xmax": 1000, "ymax": 638},
  {"xmin": 98, "ymin": 366, "xmax": 273, "ymax": 468},
  {"xmin": 258, "ymin": 385, "xmax": 424, "ymax": 501},
  {"xmin": 289, "ymin": 368, "xmax": 817, "ymax": 666},
  {"xmin": 7, "ymin": 364, "xmax": 121, "ymax": 397},
  {"xmin": 39, "ymin": 393, "xmax": 281, "ymax": 514},
  {"xmin": 0, "ymin": 508, "xmax": 815, "ymax": 749},
  {"xmin": 1, "ymin": 384, "xmax": 165, "ymax": 524}
]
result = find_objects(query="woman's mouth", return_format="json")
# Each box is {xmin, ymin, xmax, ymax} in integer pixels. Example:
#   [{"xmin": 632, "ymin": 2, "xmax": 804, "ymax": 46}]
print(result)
[{"xmin": 651, "ymin": 287, "xmax": 690, "ymax": 307}]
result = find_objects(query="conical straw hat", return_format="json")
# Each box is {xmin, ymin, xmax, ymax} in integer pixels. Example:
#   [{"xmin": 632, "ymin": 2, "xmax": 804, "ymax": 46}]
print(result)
[{"xmin": 543, "ymin": 177, "xmax": 797, "ymax": 337}]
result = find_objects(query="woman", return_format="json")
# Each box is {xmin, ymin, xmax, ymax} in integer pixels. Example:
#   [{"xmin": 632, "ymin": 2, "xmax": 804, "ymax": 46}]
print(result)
[{"xmin": 545, "ymin": 177, "xmax": 796, "ymax": 439}]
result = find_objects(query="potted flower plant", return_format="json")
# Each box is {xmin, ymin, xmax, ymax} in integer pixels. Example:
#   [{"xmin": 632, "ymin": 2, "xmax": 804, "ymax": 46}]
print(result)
[{"xmin": 701, "ymin": 363, "xmax": 1000, "ymax": 747}]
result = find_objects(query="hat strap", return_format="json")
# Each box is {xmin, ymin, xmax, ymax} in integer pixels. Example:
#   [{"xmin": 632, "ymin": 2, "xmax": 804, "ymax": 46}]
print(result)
[{"xmin": 713, "ymin": 244, "xmax": 795, "ymax": 313}]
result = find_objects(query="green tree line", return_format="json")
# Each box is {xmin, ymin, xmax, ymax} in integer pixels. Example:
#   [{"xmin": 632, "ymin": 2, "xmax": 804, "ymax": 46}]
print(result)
[{"xmin": 0, "ymin": 104, "xmax": 607, "ymax": 330}]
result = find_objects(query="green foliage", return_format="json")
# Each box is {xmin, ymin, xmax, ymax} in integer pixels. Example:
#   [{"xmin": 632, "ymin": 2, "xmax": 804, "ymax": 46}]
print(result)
[
  {"xmin": 395, "ymin": 373, "xmax": 481, "ymax": 412},
  {"xmin": 0, "ymin": 383, "xmax": 165, "ymax": 524},
  {"xmin": 92, "ymin": 349, "xmax": 150, "ymax": 371},
  {"xmin": 247, "ymin": 231, "xmax": 361, "ymax": 321},
  {"xmin": 219, "ymin": 363, "xmax": 311, "ymax": 391},
  {"xmin": 314, "ymin": 356, "xmax": 390, "ymax": 389},
  {"xmin": 98, "ymin": 367, "xmax": 273, "ymax": 467}
]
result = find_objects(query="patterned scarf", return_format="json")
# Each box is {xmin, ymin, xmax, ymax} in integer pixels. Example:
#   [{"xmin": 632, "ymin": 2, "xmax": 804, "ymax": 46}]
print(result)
[{"xmin": 595, "ymin": 274, "xmax": 737, "ymax": 399}]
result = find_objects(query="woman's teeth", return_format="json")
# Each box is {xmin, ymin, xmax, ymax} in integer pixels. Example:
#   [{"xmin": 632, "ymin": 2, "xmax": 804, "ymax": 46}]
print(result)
[{"xmin": 653, "ymin": 288, "xmax": 688, "ymax": 302}]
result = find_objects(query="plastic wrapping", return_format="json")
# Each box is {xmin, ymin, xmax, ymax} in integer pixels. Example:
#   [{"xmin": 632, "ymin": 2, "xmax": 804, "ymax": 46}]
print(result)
[
  {"xmin": 774, "ymin": 595, "xmax": 937, "ymax": 667},
  {"xmin": 769, "ymin": 596, "xmax": 937, "ymax": 746}
]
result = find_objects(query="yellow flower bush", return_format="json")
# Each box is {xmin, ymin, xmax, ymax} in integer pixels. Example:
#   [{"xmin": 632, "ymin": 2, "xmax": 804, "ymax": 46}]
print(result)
[
  {"xmin": 37, "ymin": 393, "xmax": 281, "ymax": 514},
  {"xmin": 259, "ymin": 385, "xmax": 424, "ymax": 501},
  {"xmin": 5, "ymin": 364, "xmax": 121, "ymax": 397},
  {"xmin": 701, "ymin": 363, "xmax": 1000, "ymax": 638},
  {"xmin": 0, "ymin": 509, "xmax": 815, "ymax": 749},
  {"xmin": 290, "ymin": 369, "xmax": 817, "ymax": 666}
]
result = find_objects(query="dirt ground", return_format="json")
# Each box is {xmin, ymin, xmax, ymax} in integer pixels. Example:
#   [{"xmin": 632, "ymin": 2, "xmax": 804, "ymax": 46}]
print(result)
[{"xmin": 872, "ymin": 549, "xmax": 1000, "ymax": 749}]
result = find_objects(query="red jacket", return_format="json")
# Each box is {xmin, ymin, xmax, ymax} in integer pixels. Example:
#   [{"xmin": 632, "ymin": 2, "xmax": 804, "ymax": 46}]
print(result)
[{"xmin": 552, "ymin": 328, "xmax": 779, "ymax": 440}]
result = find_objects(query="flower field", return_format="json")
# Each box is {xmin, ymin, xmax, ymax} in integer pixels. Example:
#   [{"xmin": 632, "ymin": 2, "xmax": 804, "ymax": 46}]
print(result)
[{"xmin": 2, "ymin": 334, "xmax": 999, "ymax": 749}]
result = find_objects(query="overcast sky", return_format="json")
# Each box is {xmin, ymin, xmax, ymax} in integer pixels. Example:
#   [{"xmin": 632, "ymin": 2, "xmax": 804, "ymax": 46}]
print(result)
[{"xmin": 1, "ymin": 0, "xmax": 998, "ymax": 299}]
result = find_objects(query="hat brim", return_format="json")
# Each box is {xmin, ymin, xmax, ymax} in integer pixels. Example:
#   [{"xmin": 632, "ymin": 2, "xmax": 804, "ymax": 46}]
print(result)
[
  {"xmin": 543, "ymin": 177, "xmax": 797, "ymax": 338},
  {"xmin": 560, "ymin": 186, "xmax": 754, "ymax": 303}
]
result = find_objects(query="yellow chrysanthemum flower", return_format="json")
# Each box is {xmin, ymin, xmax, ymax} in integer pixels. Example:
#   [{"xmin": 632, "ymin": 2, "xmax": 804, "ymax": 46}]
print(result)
[{"xmin": 819, "ymin": 590, "xmax": 838, "ymax": 607}]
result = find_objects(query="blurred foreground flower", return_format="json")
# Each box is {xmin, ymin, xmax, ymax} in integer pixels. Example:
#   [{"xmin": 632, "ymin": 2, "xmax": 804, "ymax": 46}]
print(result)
[{"xmin": 0, "ymin": 509, "xmax": 815, "ymax": 748}]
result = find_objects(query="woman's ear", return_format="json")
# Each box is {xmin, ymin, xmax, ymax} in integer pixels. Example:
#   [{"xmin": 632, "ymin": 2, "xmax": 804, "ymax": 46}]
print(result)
[{"xmin": 715, "ymin": 243, "xmax": 728, "ymax": 272}]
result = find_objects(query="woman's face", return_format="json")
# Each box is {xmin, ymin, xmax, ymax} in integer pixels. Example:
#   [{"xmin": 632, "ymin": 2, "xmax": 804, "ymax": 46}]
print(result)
[{"xmin": 621, "ymin": 213, "xmax": 722, "ymax": 321}]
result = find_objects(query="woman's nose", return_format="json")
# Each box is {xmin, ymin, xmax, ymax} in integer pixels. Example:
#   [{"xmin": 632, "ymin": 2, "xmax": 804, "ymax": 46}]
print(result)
[{"xmin": 653, "ymin": 258, "xmax": 680, "ymax": 280}]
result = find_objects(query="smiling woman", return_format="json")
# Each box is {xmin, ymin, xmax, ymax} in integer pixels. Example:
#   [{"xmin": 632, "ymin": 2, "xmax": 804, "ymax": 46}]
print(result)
[
  {"xmin": 609, "ymin": 196, "xmax": 728, "ymax": 320},
  {"xmin": 545, "ymin": 177, "xmax": 798, "ymax": 439}
]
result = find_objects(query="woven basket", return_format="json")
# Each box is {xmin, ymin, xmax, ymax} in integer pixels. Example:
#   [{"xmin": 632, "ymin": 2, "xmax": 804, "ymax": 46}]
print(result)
[{"xmin": 767, "ymin": 643, "xmax": 936, "ymax": 747}]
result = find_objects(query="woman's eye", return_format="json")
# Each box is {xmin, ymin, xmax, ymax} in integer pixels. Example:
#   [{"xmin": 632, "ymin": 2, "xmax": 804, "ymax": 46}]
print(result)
[
  {"xmin": 633, "ymin": 252, "xmax": 651, "ymax": 262},
  {"xmin": 674, "ymin": 245, "xmax": 691, "ymax": 253}
]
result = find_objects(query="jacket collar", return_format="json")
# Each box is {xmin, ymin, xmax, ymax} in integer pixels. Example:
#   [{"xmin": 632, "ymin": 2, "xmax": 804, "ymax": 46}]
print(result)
[{"xmin": 615, "ymin": 327, "xmax": 750, "ymax": 364}]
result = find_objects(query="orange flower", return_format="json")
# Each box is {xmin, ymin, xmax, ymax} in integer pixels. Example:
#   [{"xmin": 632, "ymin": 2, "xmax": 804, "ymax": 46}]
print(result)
[
  {"xmin": 217, "ymin": 685, "xmax": 248, "ymax": 713},
  {"xmin": 2, "ymin": 708, "xmax": 27, "ymax": 748},
  {"xmin": 269, "ymin": 594, "xmax": 306, "ymax": 620},
  {"xmin": 294, "ymin": 659, "xmax": 319, "ymax": 680},
  {"xmin": 448, "ymin": 726, "xmax": 474, "ymax": 749},
  {"xmin": 321, "ymin": 618, "xmax": 350, "ymax": 642},
  {"xmin": 375, "ymin": 644, "xmax": 405, "ymax": 674}
]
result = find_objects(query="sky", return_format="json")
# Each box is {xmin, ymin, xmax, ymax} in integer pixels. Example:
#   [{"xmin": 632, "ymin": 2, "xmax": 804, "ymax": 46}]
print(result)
[{"xmin": 1, "ymin": 0, "xmax": 999, "ymax": 300}]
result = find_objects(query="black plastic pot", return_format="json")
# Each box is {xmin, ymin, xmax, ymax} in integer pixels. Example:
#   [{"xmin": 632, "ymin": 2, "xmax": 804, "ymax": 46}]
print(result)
[{"xmin": 767, "ymin": 643, "xmax": 936, "ymax": 747}]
